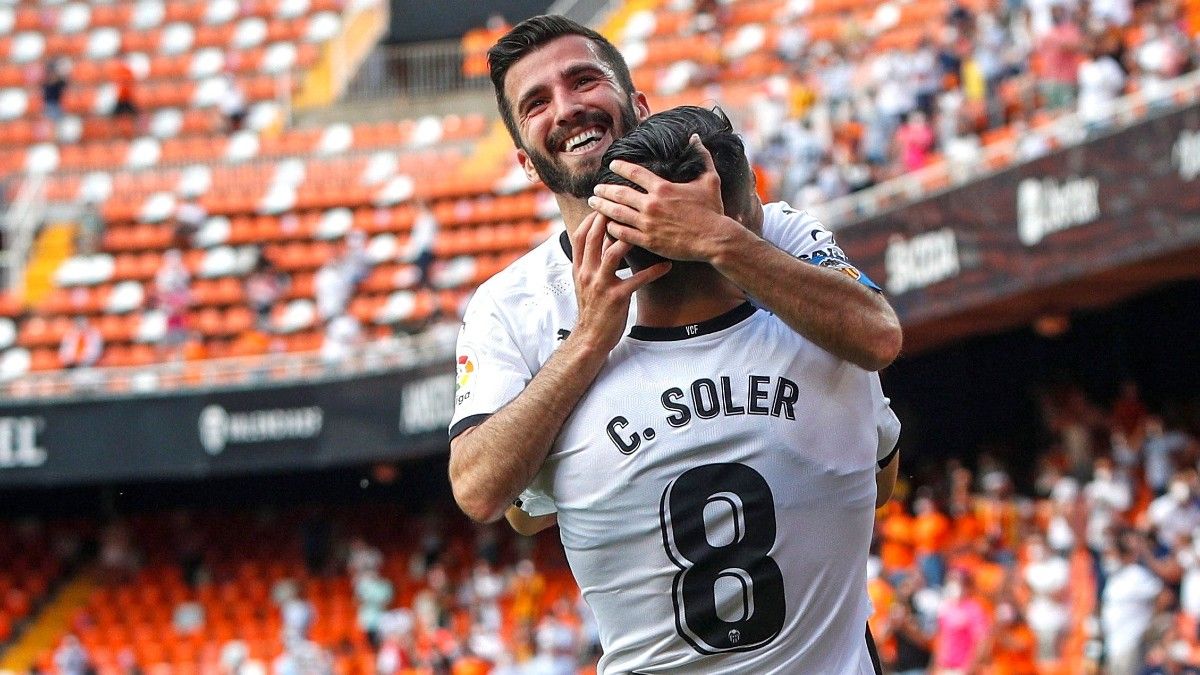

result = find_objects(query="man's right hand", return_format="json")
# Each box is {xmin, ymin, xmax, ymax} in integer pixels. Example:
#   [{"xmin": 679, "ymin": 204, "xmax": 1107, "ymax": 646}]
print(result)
[{"xmin": 570, "ymin": 211, "xmax": 671, "ymax": 354}]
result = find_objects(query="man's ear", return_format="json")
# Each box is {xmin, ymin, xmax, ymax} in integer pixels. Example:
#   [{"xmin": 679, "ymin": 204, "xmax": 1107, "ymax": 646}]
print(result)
[
  {"xmin": 633, "ymin": 91, "xmax": 651, "ymax": 122},
  {"xmin": 516, "ymin": 149, "xmax": 541, "ymax": 184}
]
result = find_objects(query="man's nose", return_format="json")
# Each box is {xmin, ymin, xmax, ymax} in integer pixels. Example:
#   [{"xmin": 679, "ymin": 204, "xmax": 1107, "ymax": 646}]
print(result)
[{"xmin": 551, "ymin": 89, "xmax": 586, "ymax": 126}]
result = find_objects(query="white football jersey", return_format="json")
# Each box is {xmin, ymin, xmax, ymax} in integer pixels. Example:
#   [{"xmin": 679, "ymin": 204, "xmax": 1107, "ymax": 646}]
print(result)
[
  {"xmin": 521, "ymin": 303, "xmax": 880, "ymax": 674},
  {"xmin": 450, "ymin": 202, "xmax": 885, "ymax": 440}
]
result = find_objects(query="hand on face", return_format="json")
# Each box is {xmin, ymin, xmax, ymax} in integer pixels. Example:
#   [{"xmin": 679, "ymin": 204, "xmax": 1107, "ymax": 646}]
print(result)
[
  {"xmin": 588, "ymin": 135, "xmax": 744, "ymax": 263},
  {"xmin": 569, "ymin": 211, "xmax": 671, "ymax": 353}
]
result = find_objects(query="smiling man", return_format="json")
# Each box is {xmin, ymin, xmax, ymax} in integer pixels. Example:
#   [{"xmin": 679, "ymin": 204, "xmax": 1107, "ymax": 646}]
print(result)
[{"xmin": 448, "ymin": 15, "xmax": 902, "ymax": 528}]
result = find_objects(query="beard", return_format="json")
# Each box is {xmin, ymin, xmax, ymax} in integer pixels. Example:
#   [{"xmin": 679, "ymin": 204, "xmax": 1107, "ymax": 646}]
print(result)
[{"xmin": 522, "ymin": 101, "xmax": 640, "ymax": 199}]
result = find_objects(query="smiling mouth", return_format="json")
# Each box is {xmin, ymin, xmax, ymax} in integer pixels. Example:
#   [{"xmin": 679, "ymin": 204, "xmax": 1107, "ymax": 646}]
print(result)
[{"xmin": 561, "ymin": 126, "xmax": 606, "ymax": 155}]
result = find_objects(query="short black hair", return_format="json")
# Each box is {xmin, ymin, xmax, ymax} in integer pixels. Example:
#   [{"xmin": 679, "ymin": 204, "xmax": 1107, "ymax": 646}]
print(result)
[
  {"xmin": 596, "ymin": 106, "xmax": 754, "ymax": 222},
  {"xmin": 488, "ymin": 15, "xmax": 636, "ymax": 144}
]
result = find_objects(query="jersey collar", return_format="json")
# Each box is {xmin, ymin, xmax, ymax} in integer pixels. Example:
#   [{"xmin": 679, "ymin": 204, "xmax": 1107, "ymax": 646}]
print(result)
[
  {"xmin": 558, "ymin": 231, "xmax": 630, "ymax": 270},
  {"xmin": 628, "ymin": 302, "xmax": 758, "ymax": 342}
]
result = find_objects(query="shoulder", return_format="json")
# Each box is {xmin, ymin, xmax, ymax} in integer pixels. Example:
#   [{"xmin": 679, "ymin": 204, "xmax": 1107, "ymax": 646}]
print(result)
[
  {"xmin": 759, "ymin": 201, "xmax": 837, "ymax": 254},
  {"xmin": 465, "ymin": 233, "xmax": 569, "ymax": 315},
  {"xmin": 760, "ymin": 201, "xmax": 826, "ymax": 234}
]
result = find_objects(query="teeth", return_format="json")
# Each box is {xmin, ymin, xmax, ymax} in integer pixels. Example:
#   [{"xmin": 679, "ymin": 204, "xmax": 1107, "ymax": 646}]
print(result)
[{"xmin": 564, "ymin": 127, "xmax": 602, "ymax": 152}]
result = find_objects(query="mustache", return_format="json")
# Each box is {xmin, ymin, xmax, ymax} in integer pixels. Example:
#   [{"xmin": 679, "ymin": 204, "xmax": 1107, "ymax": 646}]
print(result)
[{"xmin": 544, "ymin": 110, "xmax": 614, "ymax": 152}]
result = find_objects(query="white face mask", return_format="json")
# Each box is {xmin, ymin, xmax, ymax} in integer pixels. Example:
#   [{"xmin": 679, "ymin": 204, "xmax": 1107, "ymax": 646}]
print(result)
[
  {"xmin": 1171, "ymin": 482, "xmax": 1191, "ymax": 503},
  {"xmin": 1102, "ymin": 556, "xmax": 1121, "ymax": 574},
  {"xmin": 1170, "ymin": 640, "xmax": 1191, "ymax": 663},
  {"xmin": 944, "ymin": 582, "xmax": 963, "ymax": 600}
]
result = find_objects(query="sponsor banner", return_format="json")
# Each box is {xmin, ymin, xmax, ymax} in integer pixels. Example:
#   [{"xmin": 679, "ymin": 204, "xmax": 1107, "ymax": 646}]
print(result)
[
  {"xmin": 838, "ymin": 103, "xmax": 1200, "ymax": 327},
  {"xmin": 0, "ymin": 365, "xmax": 455, "ymax": 486}
]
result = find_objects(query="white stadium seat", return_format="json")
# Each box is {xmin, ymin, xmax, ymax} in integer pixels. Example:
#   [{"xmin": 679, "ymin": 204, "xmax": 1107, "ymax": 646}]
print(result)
[
  {"xmin": 25, "ymin": 143, "xmax": 60, "ymax": 174},
  {"xmin": 276, "ymin": 299, "xmax": 316, "ymax": 333},
  {"xmin": 0, "ymin": 88, "xmax": 27, "ymax": 121},
  {"xmin": 138, "ymin": 192, "xmax": 176, "ymax": 223},
  {"xmin": 58, "ymin": 2, "xmax": 91, "ymax": 33},
  {"xmin": 135, "ymin": 310, "xmax": 167, "ymax": 343},
  {"xmin": 316, "ymin": 123, "xmax": 353, "ymax": 156},
  {"xmin": 86, "ymin": 27, "xmax": 122, "ymax": 60},
  {"xmin": 159, "ymin": 22, "xmax": 195, "ymax": 56},
  {"xmin": 315, "ymin": 208, "xmax": 352, "ymax": 240},
  {"xmin": 194, "ymin": 215, "xmax": 231, "ymax": 249},
  {"xmin": 131, "ymin": 0, "xmax": 165, "ymax": 30},
  {"xmin": 55, "ymin": 254, "xmax": 115, "ymax": 287},
  {"xmin": 126, "ymin": 137, "xmax": 162, "ymax": 169},
  {"xmin": 106, "ymin": 281, "xmax": 146, "ymax": 314}
]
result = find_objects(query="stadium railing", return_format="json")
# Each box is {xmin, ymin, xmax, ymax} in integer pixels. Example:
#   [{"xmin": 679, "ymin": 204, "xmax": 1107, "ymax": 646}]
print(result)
[
  {"xmin": 0, "ymin": 323, "xmax": 454, "ymax": 401},
  {"xmin": 812, "ymin": 69, "xmax": 1200, "ymax": 229},
  {"xmin": 342, "ymin": 39, "xmax": 489, "ymax": 100}
]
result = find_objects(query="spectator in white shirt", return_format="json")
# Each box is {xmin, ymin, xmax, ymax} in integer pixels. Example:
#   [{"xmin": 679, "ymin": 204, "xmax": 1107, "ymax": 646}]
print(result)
[
  {"xmin": 1147, "ymin": 472, "xmax": 1200, "ymax": 550},
  {"xmin": 1077, "ymin": 39, "xmax": 1126, "ymax": 127},
  {"xmin": 1085, "ymin": 457, "xmax": 1132, "ymax": 554},
  {"xmin": 1101, "ymin": 529, "xmax": 1166, "ymax": 675},
  {"xmin": 320, "ymin": 313, "xmax": 362, "ymax": 365},
  {"xmin": 1023, "ymin": 533, "xmax": 1070, "ymax": 659}
]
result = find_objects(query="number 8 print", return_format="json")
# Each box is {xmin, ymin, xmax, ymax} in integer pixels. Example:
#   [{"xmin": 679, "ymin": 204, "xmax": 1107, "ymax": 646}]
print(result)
[{"xmin": 659, "ymin": 463, "xmax": 786, "ymax": 654}]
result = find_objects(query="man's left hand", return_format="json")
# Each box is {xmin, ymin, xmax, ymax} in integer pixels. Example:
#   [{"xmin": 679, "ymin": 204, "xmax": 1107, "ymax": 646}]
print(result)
[{"xmin": 587, "ymin": 134, "xmax": 744, "ymax": 262}]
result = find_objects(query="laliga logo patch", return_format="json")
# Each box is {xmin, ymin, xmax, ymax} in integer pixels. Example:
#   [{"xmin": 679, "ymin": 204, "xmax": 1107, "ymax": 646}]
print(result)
[{"xmin": 456, "ymin": 350, "xmax": 477, "ymax": 404}]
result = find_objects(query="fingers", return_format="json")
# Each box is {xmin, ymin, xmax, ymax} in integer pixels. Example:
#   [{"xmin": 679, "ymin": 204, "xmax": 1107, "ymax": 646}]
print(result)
[
  {"xmin": 607, "ymin": 159, "xmax": 663, "ymax": 192},
  {"xmin": 621, "ymin": 261, "xmax": 672, "ymax": 292},
  {"xmin": 690, "ymin": 134, "xmax": 718, "ymax": 180},
  {"xmin": 581, "ymin": 211, "xmax": 608, "ymax": 271},
  {"xmin": 600, "ymin": 236, "xmax": 632, "ymax": 272},
  {"xmin": 588, "ymin": 195, "xmax": 642, "ymax": 229},
  {"xmin": 591, "ymin": 183, "xmax": 649, "ymax": 213},
  {"xmin": 604, "ymin": 221, "xmax": 648, "ymax": 249}
]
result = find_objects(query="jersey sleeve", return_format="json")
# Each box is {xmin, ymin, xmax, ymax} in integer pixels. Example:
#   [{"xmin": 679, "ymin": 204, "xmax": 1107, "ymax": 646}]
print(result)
[
  {"xmin": 759, "ymin": 202, "xmax": 883, "ymax": 293},
  {"xmin": 870, "ymin": 372, "xmax": 901, "ymax": 471},
  {"xmin": 449, "ymin": 286, "xmax": 533, "ymax": 440},
  {"xmin": 513, "ymin": 487, "xmax": 557, "ymax": 517}
]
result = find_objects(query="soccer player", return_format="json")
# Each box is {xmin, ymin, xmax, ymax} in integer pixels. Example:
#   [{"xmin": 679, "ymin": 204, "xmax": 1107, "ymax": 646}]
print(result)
[
  {"xmin": 510, "ymin": 106, "xmax": 896, "ymax": 673},
  {"xmin": 449, "ymin": 15, "xmax": 902, "ymax": 526}
]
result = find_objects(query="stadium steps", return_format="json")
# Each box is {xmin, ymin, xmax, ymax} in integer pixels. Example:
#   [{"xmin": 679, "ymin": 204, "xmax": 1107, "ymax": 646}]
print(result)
[
  {"xmin": 21, "ymin": 222, "xmax": 77, "ymax": 308},
  {"xmin": 0, "ymin": 568, "xmax": 95, "ymax": 672}
]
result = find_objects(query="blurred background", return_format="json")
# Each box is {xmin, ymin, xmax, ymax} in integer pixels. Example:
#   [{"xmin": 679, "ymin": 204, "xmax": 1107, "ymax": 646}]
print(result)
[{"xmin": 0, "ymin": 0, "xmax": 1197, "ymax": 672}]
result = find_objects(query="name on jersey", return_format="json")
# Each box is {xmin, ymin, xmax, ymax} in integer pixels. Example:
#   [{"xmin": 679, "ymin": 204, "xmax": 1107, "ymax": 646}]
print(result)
[{"xmin": 606, "ymin": 375, "xmax": 800, "ymax": 454}]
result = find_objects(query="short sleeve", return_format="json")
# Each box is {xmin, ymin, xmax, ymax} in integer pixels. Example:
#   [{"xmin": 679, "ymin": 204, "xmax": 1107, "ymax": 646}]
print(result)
[
  {"xmin": 513, "ymin": 487, "xmax": 557, "ymax": 517},
  {"xmin": 449, "ymin": 286, "xmax": 534, "ymax": 440},
  {"xmin": 870, "ymin": 373, "xmax": 901, "ymax": 470},
  {"xmin": 759, "ymin": 202, "xmax": 883, "ymax": 292}
]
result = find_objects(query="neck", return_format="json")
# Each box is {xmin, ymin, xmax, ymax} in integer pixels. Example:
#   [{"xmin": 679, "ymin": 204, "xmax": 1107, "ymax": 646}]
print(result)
[
  {"xmin": 557, "ymin": 194, "xmax": 593, "ymax": 232},
  {"xmin": 634, "ymin": 264, "xmax": 747, "ymax": 328}
]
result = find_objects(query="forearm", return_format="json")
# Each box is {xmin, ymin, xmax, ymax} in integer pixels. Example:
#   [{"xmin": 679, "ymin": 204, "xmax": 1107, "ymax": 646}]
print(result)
[
  {"xmin": 710, "ymin": 228, "xmax": 902, "ymax": 370},
  {"xmin": 448, "ymin": 334, "xmax": 610, "ymax": 523}
]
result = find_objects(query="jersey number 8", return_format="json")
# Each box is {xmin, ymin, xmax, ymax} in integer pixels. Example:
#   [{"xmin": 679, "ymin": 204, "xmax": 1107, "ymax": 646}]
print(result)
[{"xmin": 659, "ymin": 462, "xmax": 786, "ymax": 654}]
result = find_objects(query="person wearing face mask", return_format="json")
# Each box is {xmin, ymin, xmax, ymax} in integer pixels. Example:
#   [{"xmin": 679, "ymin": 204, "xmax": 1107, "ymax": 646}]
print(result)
[
  {"xmin": 1101, "ymin": 529, "xmax": 1166, "ymax": 675},
  {"xmin": 1149, "ymin": 473, "xmax": 1200, "ymax": 552},
  {"xmin": 933, "ymin": 568, "xmax": 989, "ymax": 674}
]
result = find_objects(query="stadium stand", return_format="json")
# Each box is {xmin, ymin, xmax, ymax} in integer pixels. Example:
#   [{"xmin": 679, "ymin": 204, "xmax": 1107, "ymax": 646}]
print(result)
[{"xmin": 0, "ymin": 0, "xmax": 1196, "ymax": 384}]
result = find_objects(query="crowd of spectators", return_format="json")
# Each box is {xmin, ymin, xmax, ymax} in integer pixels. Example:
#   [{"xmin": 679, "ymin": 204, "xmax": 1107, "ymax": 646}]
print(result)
[
  {"xmin": 733, "ymin": 0, "xmax": 1200, "ymax": 208},
  {"xmin": 26, "ymin": 378, "xmax": 1195, "ymax": 674},
  {"xmin": 871, "ymin": 381, "xmax": 1200, "ymax": 674}
]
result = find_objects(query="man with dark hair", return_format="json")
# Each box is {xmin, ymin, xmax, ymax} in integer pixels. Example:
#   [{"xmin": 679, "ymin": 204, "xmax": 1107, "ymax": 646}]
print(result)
[
  {"xmin": 504, "ymin": 106, "xmax": 897, "ymax": 673},
  {"xmin": 448, "ymin": 15, "xmax": 901, "ymax": 531}
]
